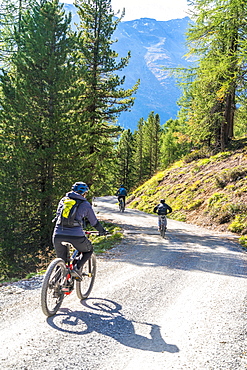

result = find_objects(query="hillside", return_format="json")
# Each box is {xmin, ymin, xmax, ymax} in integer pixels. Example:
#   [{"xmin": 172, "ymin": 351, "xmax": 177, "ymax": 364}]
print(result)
[{"xmin": 127, "ymin": 141, "xmax": 247, "ymax": 245}]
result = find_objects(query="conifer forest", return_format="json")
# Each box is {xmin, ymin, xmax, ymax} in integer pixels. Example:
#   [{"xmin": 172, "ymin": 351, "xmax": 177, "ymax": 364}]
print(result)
[{"xmin": 0, "ymin": 0, "xmax": 247, "ymax": 278}]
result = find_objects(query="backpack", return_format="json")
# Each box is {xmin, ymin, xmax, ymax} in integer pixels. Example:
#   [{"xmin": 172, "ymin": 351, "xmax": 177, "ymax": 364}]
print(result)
[
  {"xmin": 119, "ymin": 188, "xmax": 127, "ymax": 196},
  {"xmin": 57, "ymin": 197, "xmax": 83, "ymax": 227},
  {"xmin": 157, "ymin": 204, "xmax": 168, "ymax": 215}
]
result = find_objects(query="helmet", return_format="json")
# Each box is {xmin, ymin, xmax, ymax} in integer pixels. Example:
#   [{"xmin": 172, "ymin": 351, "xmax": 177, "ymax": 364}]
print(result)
[
  {"xmin": 71, "ymin": 182, "xmax": 89, "ymax": 195},
  {"xmin": 160, "ymin": 199, "xmax": 165, "ymax": 204}
]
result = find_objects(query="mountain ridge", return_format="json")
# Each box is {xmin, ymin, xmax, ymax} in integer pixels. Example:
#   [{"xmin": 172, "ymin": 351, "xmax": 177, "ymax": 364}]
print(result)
[
  {"xmin": 112, "ymin": 16, "xmax": 191, "ymax": 129},
  {"xmin": 64, "ymin": 3, "xmax": 192, "ymax": 130}
]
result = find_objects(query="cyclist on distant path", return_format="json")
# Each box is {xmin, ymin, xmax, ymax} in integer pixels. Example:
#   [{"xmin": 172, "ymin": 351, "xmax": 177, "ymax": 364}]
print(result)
[
  {"xmin": 52, "ymin": 182, "xmax": 107, "ymax": 278},
  {"xmin": 153, "ymin": 199, "xmax": 172, "ymax": 231},
  {"xmin": 116, "ymin": 185, "xmax": 127, "ymax": 207}
]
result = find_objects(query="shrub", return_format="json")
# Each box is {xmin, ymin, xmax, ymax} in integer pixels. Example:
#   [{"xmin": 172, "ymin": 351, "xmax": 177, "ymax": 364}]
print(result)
[
  {"xmin": 239, "ymin": 236, "xmax": 247, "ymax": 248},
  {"xmin": 228, "ymin": 215, "xmax": 247, "ymax": 234},
  {"xmin": 208, "ymin": 193, "xmax": 227, "ymax": 208},
  {"xmin": 184, "ymin": 148, "xmax": 211, "ymax": 163},
  {"xmin": 170, "ymin": 211, "xmax": 187, "ymax": 222},
  {"xmin": 186, "ymin": 199, "xmax": 204, "ymax": 210},
  {"xmin": 215, "ymin": 167, "xmax": 247, "ymax": 188}
]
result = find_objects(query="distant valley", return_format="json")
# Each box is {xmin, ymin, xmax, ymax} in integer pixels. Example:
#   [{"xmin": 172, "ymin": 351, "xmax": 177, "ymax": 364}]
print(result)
[{"xmin": 64, "ymin": 4, "xmax": 192, "ymax": 130}]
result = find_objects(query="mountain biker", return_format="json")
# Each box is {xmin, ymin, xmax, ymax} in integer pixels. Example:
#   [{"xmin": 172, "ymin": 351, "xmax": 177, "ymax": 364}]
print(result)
[
  {"xmin": 153, "ymin": 199, "xmax": 172, "ymax": 231},
  {"xmin": 116, "ymin": 185, "xmax": 127, "ymax": 207},
  {"xmin": 52, "ymin": 181, "xmax": 107, "ymax": 278}
]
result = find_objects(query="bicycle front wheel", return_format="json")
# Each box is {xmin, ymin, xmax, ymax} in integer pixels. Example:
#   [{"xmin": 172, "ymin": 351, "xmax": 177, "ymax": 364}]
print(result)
[
  {"xmin": 41, "ymin": 258, "xmax": 66, "ymax": 317},
  {"xmin": 76, "ymin": 254, "xmax": 96, "ymax": 300}
]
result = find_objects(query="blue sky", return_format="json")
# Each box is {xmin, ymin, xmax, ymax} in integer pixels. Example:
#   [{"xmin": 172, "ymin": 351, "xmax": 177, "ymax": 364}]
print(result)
[{"xmin": 62, "ymin": 0, "xmax": 190, "ymax": 21}]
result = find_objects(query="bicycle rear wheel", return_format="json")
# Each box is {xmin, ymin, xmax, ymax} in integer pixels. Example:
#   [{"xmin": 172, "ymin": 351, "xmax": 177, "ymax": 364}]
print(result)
[
  {"xmin": 41, "ymin": 258, "xmax": 66, "ymax": 317},
  {"xmin": 119, "ymin": 199, "xmax": 125, "ymax": 212},
  {"xmin": 160, "ymin": 217, "xmax": 166, "ymax": 238},
  {"xmin": 160, "ymin": 225, "xmax": 166, "ymax": 238},
  {"xmin": 76, "ymin": 254, "xmax": 96, "ymax": 300}
]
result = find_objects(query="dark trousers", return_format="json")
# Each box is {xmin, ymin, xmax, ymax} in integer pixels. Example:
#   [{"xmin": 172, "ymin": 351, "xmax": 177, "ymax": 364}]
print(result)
[
  {"xmin": 53, "ymin": 235, "xmax": 93, "ymax": 268},
  {"xmin": 118, "ymin": 195, "xmax": 126, "ymax": 206}
]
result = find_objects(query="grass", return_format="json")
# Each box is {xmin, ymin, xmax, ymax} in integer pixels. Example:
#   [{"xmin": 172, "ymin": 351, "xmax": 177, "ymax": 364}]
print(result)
[{"xmin": 86, "ymin": 221, "xmax": 123, "ymax": 254}]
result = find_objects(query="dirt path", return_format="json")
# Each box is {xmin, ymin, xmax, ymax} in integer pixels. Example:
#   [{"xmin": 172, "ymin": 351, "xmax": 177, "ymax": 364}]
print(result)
[{"xmin": 0, "ymin": 196, "xmax": 246, "ymax": 369}]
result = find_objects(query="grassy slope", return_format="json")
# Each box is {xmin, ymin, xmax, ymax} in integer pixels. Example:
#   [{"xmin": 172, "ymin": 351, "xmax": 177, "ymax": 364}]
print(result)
[{"xmin": 127, "ymin": 142, "xmax": 247, "ymax": 246}]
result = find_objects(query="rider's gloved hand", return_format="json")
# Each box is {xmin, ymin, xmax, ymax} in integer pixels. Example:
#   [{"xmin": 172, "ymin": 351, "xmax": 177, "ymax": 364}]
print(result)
[{"xmin": 94, "ymin": 221, "xmax": 107, "ymax": 236}]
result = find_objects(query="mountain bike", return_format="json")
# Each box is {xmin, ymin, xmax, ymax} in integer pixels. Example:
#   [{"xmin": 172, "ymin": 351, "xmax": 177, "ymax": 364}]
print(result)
[
  {"xmin": 41, "ymin": 231, "xmax": 97, "ymax": 317},
  {"xmin": 159, "ymin": 215, "xmax": 167, "ymax": 238},
  {"xmin": 119, "ymin": 198, "xmax": 125, "ymax": 212}
]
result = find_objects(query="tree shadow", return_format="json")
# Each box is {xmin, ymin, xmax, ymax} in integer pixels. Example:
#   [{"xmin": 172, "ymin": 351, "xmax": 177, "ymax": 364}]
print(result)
[
  {"xmin": 47, "ymin": 298, "xmax": 179, "ymax": 354},
  {"xmin": 103, "ymin": 221, "xmax": 247, "ymax": 279}
]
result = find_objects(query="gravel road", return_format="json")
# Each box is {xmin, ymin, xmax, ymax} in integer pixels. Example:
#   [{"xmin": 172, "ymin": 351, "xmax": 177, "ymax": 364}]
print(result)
[{"xmin": 0, "ymin": 196, "xmax": 246, "ymax": 370}]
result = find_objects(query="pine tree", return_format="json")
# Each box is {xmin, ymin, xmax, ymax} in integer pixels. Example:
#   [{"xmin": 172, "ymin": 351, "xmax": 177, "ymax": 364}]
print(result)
[
  {"xmin": 116, "ymin": 129, "xmax": 135, "ymax": 190},
  {"xmin": 183, "ymin": 0, "xmax": 247, "ymax": 150},
  {"xmin": 133, "ymin": 117, "xmax": 145, "ymax": 185},
  {"xmin": 0, "ymin": 0, "xmax": 35, "ymax": 66},
  {"xmin": 0, "ymin": 0, "xmax": 78, "ymax": 277},
  {"xmin": 142, "ymin": 112, "xmax": 161, "ymax": 178},
  {"xmin": 160, "ymin": 118, "xmax": 191, "ymax": 167},
  {"xmin": 74, "ymin": 0, "xmax": 139, "ymax": 188}
]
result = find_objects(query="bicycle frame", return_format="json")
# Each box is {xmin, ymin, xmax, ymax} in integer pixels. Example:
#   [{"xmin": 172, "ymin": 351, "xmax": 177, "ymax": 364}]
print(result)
[{"xmin": 41, "ymin": 231, "xmax": 98, "ymax": 316}]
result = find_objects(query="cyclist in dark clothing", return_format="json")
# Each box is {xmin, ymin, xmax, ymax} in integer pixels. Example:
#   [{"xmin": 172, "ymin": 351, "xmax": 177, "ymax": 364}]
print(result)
[
  {"xmin": 52, "ymin": 181, "xmax": 107, "ymax": 278},
  {"xmin": 153, "ymin": 199, "xmax": 172, "ymax": 231},
  {"xmin": 116, "ymin": 185, "xmax": 127, "ymax": 207}
]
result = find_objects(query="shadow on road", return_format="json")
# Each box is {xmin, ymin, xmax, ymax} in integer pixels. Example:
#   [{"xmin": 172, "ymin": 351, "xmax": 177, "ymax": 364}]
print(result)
[
  {"xmin": 47, "ymin": 298, "xmax": 179, "ymax": 354},
  {"xmin": 102, "ymin": 220, "xmax": 247, "ymax": 279}
]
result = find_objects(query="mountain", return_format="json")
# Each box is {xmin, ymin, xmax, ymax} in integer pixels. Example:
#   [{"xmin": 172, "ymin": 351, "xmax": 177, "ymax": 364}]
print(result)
[
  {"xmin": 64, "ymin": 4, "xmax": 192, "ymax": 130},
  {"xmin": 113, "ymin": 17, "xmax": 192, "ymax": 130}
]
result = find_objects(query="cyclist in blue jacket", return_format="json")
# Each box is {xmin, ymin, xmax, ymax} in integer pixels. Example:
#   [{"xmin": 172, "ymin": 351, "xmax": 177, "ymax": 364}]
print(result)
[{"xmin": 116, "ymin": 185, "xmax": 127, "ymax": 207}]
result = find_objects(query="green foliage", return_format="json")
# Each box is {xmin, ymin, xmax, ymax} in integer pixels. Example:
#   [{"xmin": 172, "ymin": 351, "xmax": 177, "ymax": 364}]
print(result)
[
  {"xmin": 160, "ymin": 118, "xmax": 191, "ymax": 167},
  {"xmin": 239, "ymin": 236, "xmax": 247, "ymax": 248},
  {"xmin": 207, "ymin": 193, "xmax": 228, "ymax": 209},
  {"xmin": 128, "ymin": 141, "xmax": 247, "ymax": 237},
  {"xmin": 215, "ymin": 166, "xmax": 247, "ymax": 188},
  {"xmin": 132, "ymin": 112, "xmax": 162, "ymax": 186},
  {"xmin": 115, "ymin": 129, "xmax": 135, "ymax": 190},
  {"xmin": 86, "ymin": 221, "xmax": 123, "ymax": 254},
  {"xmin": 72, "ymin": 0, "xmax": 139, "ymax": 193},
  {"xmin": 0, "ymin": 0, "xmax": 77, "ymax": 280},
  {"xmin": 228, "ymin": 215, "xmax": 247, "ymax": 234},
  {"xmin": 186, "ymin": 199, "xmax": 204, "ymax": 210},
  {"xmin": 184, "ymin": 148, "xmax": 211, "ymax": 163},
  {"xmin": 0, "ymin": 0, "xmax": 137, "ymax": 280},
  {"xmin": 179, "ymin": 0, "xmax": 247, "ymax": 151},
  {"xmin": 169, "ymin": 211, "xmax": 187, "ymax": 222}
]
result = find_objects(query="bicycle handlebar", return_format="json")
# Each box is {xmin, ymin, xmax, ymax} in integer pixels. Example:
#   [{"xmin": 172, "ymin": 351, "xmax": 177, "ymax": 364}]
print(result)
[{"xmin": 85, "ymin": 230, "xmax": 110, "ymax": 236}]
